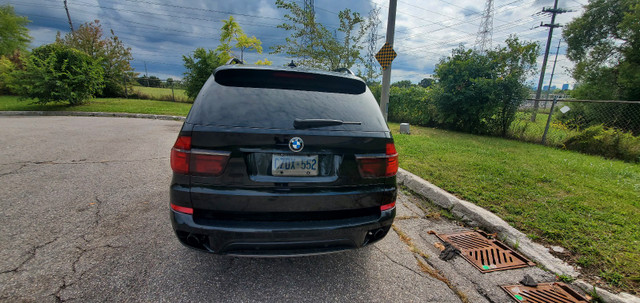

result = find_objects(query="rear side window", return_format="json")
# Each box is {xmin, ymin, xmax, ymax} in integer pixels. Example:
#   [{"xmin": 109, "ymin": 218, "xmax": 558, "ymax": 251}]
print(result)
[
  {"xmin": 215, "ymin": 69, "xmax": 366, "ymax": 95},
  {"xmin": 187, "ymin": 69, "xmax": 388, "ymax": 132}
]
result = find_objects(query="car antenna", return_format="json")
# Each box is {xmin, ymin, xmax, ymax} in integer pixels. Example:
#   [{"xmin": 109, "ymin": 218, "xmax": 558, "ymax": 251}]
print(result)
[{"xmin": 287, "ymin": 60, "xmax": 296, "ymax": 68}]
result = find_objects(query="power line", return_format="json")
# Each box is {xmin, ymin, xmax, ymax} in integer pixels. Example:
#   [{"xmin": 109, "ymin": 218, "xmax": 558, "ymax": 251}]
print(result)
[
  {"xmin": 390, "ymin": 0, "xmax": 535, "ymax": 44},
  {"xmin": 397, "ymin": 11, "xmax": 544, "ymax": 54}
]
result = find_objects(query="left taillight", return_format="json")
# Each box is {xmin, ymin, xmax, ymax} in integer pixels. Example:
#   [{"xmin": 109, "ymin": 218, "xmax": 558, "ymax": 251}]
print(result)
[
  {"xmin": 171, "ymin": 136, "xmax": 191, "ymax": 174},
  {"xmin": 170, "ymin": 135, "xmax": 230, "ymax": 176},
  {"xmin": 356, "ymin": 142, "xmax": 399, "ymax": 178}
]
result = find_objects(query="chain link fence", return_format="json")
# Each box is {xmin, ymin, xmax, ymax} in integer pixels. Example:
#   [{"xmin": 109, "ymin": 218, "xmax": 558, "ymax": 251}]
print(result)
[{"xmin": 511, "ymin": 98, "xmax": 640, "ymax": 162}]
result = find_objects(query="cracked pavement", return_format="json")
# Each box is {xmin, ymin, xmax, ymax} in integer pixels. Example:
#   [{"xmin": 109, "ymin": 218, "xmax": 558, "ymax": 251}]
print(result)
[{"xmin": 0, "ymin": 116, "xmax": 561, "ymax": 302}]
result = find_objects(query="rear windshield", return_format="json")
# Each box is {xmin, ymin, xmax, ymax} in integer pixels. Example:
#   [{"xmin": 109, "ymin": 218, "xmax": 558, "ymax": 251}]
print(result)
[
  {"xmin": 215, "ymin": 69, "xmax": 366, "ymax": 94},
  {"xmin": 186, "ymin": 70, "xmax": 388, "ymax": 132}
]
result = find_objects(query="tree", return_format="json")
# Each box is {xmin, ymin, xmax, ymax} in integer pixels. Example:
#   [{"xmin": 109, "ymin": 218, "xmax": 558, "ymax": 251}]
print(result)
[
  {"xmin": 489, "ymin": 37, "xmax": 539, "ymax": 136},
  {"xmin": 0, "ymin": 5, "xmax": 31, "ymax": 56},
  {"xmin": 272, "ymin": 0, "xmax": 372, "ymax": 70},
  {"xmin": 434, "ymin": 37, "xmax": 538, "ymax": 135},
  {"xmin": 0, "ymin": 56, "xmax": 16, "ymax": 93},
  {"xmin": 216, "ymin": 16, "xmax": 263, "ymax": 62},
  {"xmin": 182, "ymin": 48, "xmax": 227, "ymax": 99},
  {"xmin": 418, "ymin": 78, "xmax": 434, "ymax": 88},
  {"xmin": 56, "ymin": 20, "xmax": 133, "ymax": 97},
  {"xmin": 562, "ymin": 0, "xmax": 640, "ymax": 134},
  {"xmin": 12, "ymin": 44, "xmax": 104, "ymax": 105},
  {"xmin": 563, "ymin": 0, "xmax": 639, "ymax": 101},
  {"xmin": 391, "ymin": 80, "xmax": 413, "ymax": 88}
]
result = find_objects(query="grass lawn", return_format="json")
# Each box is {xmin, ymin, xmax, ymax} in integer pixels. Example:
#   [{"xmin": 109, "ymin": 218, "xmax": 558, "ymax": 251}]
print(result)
[
  {"xmin": 131, "ymin": 86, "xmax": 190, "ymax": 102},
  {"xmin": 508, "ymin": 110, "xmax": 581, "ymax": 147},
  {"xmin": 0, "ymin": 95, "xmax": 192, "ymax": 116},
  {"xmin": 389, "ymin": 123, "xmax": 640, "ymax": 292}
]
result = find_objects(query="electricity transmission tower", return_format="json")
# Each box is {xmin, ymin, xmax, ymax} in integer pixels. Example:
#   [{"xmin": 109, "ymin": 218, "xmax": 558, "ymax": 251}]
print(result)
[
  {"xmin": 303, "ymin": 0, "xmax": 315, "ymax": 50},
  {"xmin": 365, "ymin": 5, "xmax": 382, "ymax": 83},
  {"xmin": 475, "ymin": 0, "xmax": 494, "ymax": 53}
]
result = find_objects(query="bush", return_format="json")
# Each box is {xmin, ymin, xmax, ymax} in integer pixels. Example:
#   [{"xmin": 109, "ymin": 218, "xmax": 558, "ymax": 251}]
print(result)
[
  {"xmin": 433, "ymin": 38, "xmax": 538, "ymax": 136},
  {"xmin": 558, "ymin": 102, "xmax": 640, "ymax": 135},
  {"xmin": 12, "ymin": 44, "xmax": 104, "ymax": 105},
  {"xmin": 0, "ymin": 56, "xmax": 17, "ymax": 94},
  {"xmin": 368, "ymin": 84, "xmax": 437, "ymax": 126},
  {"xmin": 388, "ymin": 86, "xmax": 437, "ymax": 126},
  {"xmin": 564, "ymin": 125, "xmax": 640, "ymax": 162}
]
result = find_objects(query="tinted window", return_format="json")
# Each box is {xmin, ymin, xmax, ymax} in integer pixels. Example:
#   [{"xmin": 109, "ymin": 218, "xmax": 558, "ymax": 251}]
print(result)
[
  {"xmin": 215, "ymin": 69, "xmax": 367, "ymax": 95},
  {"xmin": 187, "ymin": 71, "xmax": 388, "ymax": 132}
]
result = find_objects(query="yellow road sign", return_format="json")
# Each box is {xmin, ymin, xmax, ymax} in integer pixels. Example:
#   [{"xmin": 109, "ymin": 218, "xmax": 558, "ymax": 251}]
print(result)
[{"xmin": 375, "ymin": 42, "xmax": 397, "ymax": 70}]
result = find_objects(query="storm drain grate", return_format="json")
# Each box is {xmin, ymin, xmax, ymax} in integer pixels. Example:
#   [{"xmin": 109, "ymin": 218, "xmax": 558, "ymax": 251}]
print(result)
[
  {"xmin": 432, "ymin": 230, "xmax": 535, "ymax": 273},
  {"xmin": 501, "ymin": 282, "xmax": 590, "ymax": 302}
]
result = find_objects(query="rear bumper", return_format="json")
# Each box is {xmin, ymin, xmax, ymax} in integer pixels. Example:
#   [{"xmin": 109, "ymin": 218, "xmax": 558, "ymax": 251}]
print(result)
[{"xmin": 170, "ymin": 208, "xmax": 395, "ymax": 256}]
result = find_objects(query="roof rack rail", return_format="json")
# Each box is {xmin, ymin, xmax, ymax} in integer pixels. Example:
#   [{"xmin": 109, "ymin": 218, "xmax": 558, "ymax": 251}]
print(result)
[
  {"xmin": 226, "ymin": 58, "xmax": 244, "ymax": 65},
  {"xmin": 333, "ymin": 68, "xmax": 354, "ymax": 76}
]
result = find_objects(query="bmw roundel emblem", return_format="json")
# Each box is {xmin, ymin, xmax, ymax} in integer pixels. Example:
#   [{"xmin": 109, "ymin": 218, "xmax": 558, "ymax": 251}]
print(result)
[{"xmin": 289, "ymin": 137, "xmax": 304, "ymax": 152}]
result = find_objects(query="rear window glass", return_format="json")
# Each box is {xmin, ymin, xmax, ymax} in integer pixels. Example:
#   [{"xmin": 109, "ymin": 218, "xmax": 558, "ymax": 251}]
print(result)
[
  {"xmin": 214, "ymin": 69, "xmax": 366, "ymax": 95},
  {"xmin": 186, "ymin": 71, "xmax": 388, "ymax": 132}
]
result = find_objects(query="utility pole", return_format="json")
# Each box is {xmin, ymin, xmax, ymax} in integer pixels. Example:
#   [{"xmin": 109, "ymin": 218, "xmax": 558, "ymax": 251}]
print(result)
[
  {"xmin": 144, "ymin": 61, "xmax": 149, "ymax": 87},
  {"xmin": 546, "ymin": 38, "xmax": 562, "ymax": 99},
  {"xmin": 123, "ymin": 74, "xmax": 128, "ymax": 98},
  {"xmin": 531, "ymin": 0, "xmax": 569, "ymax": 122},
  {"xmin": 64, "ymin": 0, "xmax": 74, "ymax": 32},
  {"xmin": 379, "ymin": 0, "xmax": 397, "ymax": 121}
]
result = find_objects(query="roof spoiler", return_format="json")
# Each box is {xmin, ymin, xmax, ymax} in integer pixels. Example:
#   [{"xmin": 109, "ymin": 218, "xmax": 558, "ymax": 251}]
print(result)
[
  {"xmin": 226, "ymin": 58, "xmax": 244, "ymax": 65},
  {"xmin": 333, "ymin": 68, "xmax": 355, "ymax": 76}
]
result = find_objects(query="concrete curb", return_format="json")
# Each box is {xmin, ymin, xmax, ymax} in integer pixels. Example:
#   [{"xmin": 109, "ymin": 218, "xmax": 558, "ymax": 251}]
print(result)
[
  {"xmin": 0, "ymin": 111, "xmax": 186, "ymax": 121},
  {"xmin": 397, "ymin": 168, "xmax": 640, "ymax": 302}
]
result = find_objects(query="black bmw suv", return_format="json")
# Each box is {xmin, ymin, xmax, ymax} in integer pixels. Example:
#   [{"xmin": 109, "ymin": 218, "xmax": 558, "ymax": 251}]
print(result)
[{"xmin": 170, "ymin": 64, "xmax": 397, "ymax": 256}]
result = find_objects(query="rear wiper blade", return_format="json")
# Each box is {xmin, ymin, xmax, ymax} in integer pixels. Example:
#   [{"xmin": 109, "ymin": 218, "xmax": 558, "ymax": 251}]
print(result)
[{"xmin": 293, "ymin": 118, "xmax": 362, "ymax": 129}]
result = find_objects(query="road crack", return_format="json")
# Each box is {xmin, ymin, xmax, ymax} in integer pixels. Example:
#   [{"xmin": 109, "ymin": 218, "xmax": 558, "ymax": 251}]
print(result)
[
  {"xmin": 373, "ymin": 246, "xmax": 425, "ymax": 277},
  {"xmin": 0, "ymin": 236, "xmax": 60, "ymax": 275},
  {"xmin": 92, "ymin": 196, "xmax": 104, "ymax": 229},
  {"xmin": 52, "ymin": 239, "xmax": 127, "ymax": 302},
  {"xmin": 392, "ymin": 224, "xmax": 470, "ymax": 303},
  {"xmin": 0, "ymin": 157, "xmax": 169, "ymax": 171},
  {"xmin": 0, "ymin": 163, "xmax": 28, "ymax": 177}
]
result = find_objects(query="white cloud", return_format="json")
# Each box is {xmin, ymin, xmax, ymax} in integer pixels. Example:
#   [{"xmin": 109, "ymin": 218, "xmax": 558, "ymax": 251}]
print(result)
[{"xmin": 14, "ymin": 0, "xmax": 585, "ymax": 84}]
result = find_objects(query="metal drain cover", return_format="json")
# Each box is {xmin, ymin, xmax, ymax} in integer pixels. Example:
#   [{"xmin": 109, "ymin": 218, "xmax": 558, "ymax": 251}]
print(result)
[
  {"xmin": 501, "ymin": 282, "xmax": 589, "ymax": 302},
  {"xmin": 432, "ymin": 230, "xmax": 535, "ymax": 273}
]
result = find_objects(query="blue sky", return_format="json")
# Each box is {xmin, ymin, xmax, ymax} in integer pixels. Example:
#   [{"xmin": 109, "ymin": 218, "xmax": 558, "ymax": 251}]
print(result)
[{"xmin": 5, "ymin": 0, "xmax": 585, "ymax": 86}]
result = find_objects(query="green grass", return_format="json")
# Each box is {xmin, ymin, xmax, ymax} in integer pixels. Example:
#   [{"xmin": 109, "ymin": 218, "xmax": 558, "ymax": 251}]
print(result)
[
  {"xmin": 389, "ymin": 122, "xmax": 640, "ymax": 292},
  {"xmin": 131, "ymin": 86, "xmax": 190, "ymax": 102},
  {"xmin": 508, "ymin": 111, "xmax": 580, "ymax": 147},
  {"xmin": 0, "ymin": 95, "xmax": 192, "ymax": 116}
]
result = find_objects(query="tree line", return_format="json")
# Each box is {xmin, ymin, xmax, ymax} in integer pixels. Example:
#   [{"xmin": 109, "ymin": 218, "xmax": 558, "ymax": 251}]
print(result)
[{"xmin": 1, "ymin": 0, "xmax": 637, "ymax": 138}]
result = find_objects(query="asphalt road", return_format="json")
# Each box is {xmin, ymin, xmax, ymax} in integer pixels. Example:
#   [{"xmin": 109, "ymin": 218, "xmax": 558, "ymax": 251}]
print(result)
[{"xmin": 0, "ymin": 116, "xmax": 556, "ymax": 302}]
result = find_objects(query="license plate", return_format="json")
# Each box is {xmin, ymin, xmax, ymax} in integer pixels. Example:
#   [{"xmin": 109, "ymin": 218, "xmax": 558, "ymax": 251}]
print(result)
[{"xmin": 271, "ymin": 154, "xmax": 318, "ymax": 176}]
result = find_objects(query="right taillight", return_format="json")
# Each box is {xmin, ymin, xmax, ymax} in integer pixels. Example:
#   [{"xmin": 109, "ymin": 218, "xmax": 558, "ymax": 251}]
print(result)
[
  {"xmin": 190, "ymin": 152, "xmax": 230, "ymax": 175},
  {"xmin": 170, "ymin": 135, "xmax": 230, "ymax": 176},
  {"xmin": 356, "ymin": 142, "xmax": 399, "ymax": 178}
]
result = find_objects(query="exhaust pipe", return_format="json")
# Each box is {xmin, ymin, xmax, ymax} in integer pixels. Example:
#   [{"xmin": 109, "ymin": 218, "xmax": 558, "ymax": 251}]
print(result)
[
  {"xmin": 187, "ymin": 233, "xmax": 201, "ymax": 246},
  {"xmin": 373, "ymin": 228, "xmax": 385, "ymax": 240}
]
